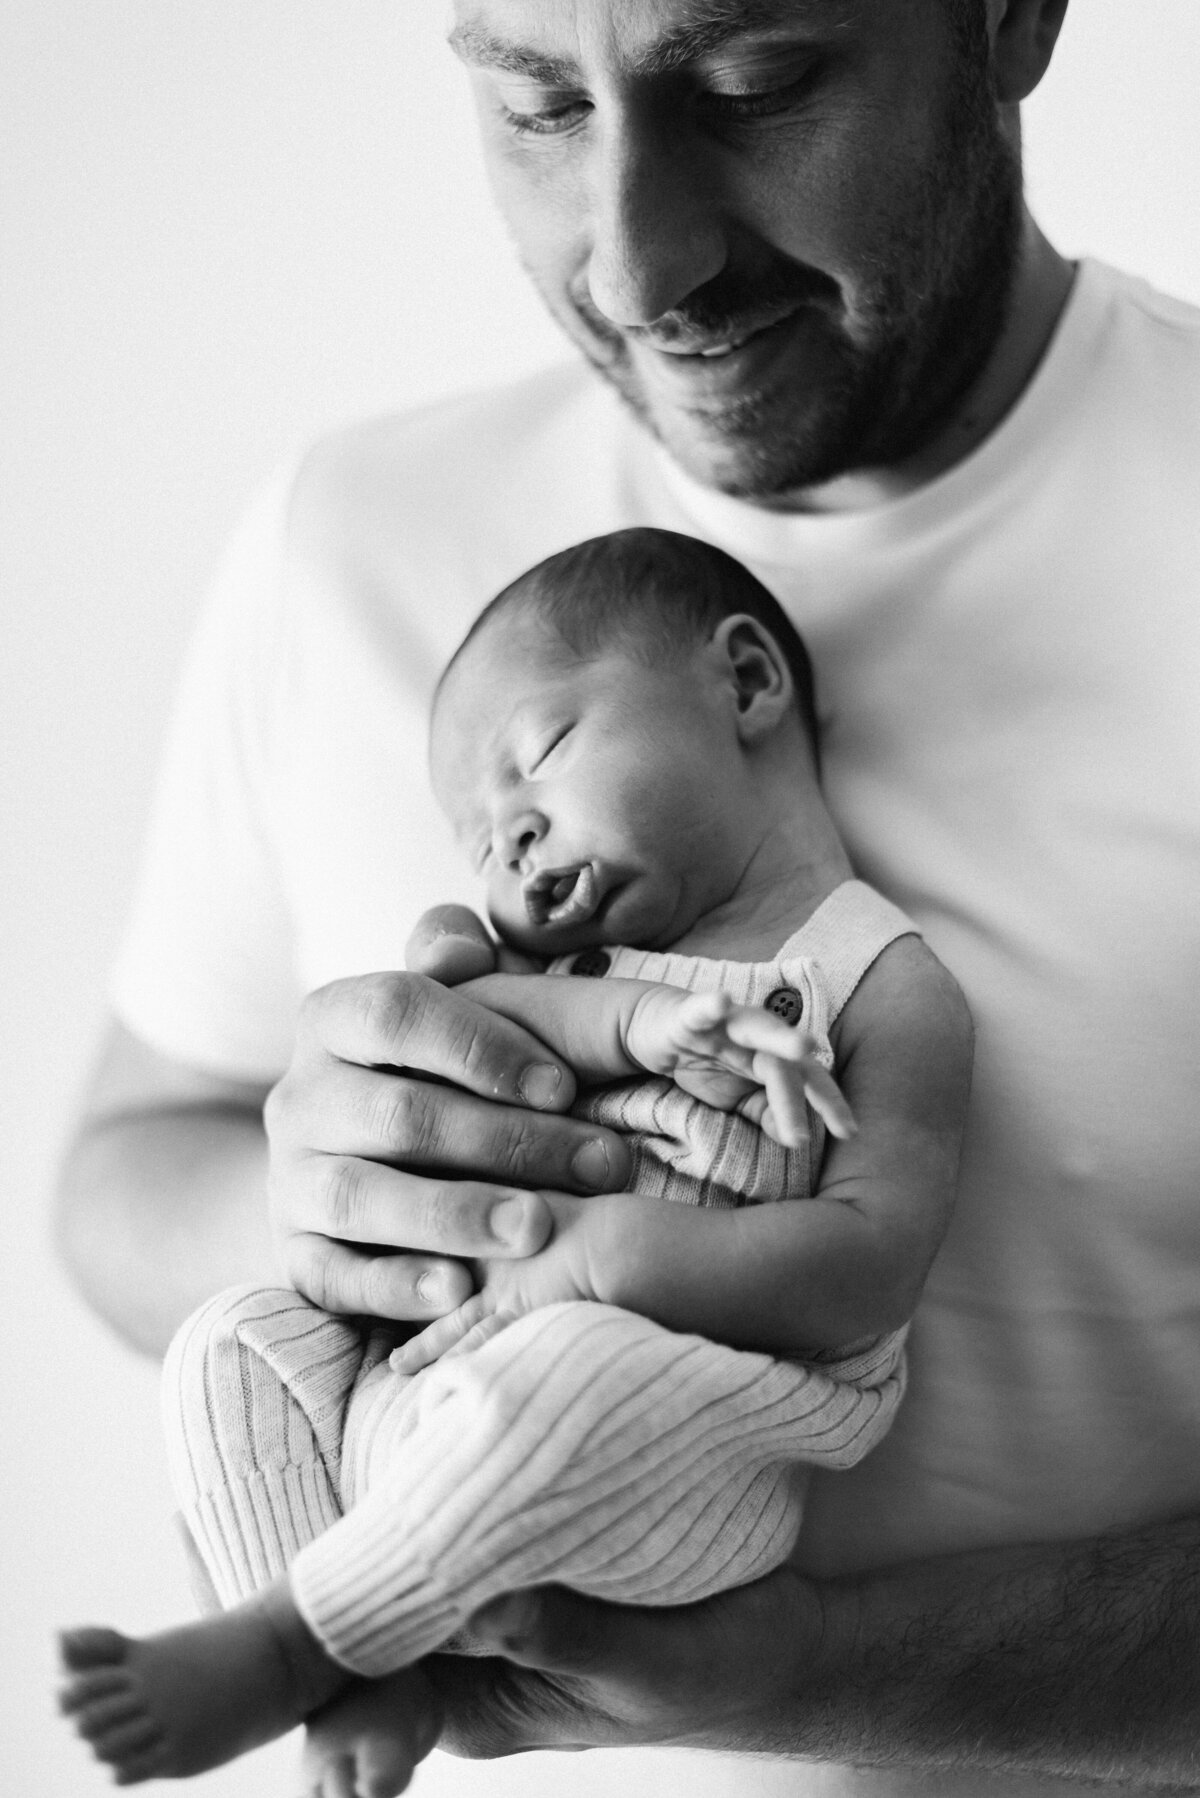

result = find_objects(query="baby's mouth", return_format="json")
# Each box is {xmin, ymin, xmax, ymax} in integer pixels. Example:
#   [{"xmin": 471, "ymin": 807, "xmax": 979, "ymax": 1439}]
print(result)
[{"xmin": 523, "ymin": 862, "xmax": 599, "ymax": 930}]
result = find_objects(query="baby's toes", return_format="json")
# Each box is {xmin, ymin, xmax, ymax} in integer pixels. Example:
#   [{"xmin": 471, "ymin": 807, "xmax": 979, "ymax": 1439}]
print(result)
[
  {"xmin": 58, "ymin": 1625, "xmax": 129, "ymax": 1671},
  {"xmin": 353, "ymin": 1735, "xmax": 420, "ymax": 1798},
  {"xmin": 67, "ymin": 1689, "xmax": 145, "ymax": 1742},
  {"xmin": 58, "ymin": 1664, "xmax": 131, "ymax": 1714},
  {"xmin": 85, "ymin": 1714, "xmax": 167, "ymax": 1781},
  {"xmin": 307, "ymin": 1752, "xmax": 358, "ymax": 1798}
]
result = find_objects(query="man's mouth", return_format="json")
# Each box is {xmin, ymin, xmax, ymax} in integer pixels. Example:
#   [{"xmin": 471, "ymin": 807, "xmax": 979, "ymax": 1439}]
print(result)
[
  {"xmin": 523, "ymin": 863, "xmax": 600, "ymax": 930},
  {"xmin": 641, "ymin": 309, "xmax": 800, "ymax": 360}
]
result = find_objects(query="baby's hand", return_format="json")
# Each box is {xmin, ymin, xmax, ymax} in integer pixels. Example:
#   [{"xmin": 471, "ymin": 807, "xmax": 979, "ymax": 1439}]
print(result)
[
  {"xmin": 391, "ymin": 1194, "xmax": 599, "ymax": 1374},
  {"xmin": 626, "ymin": 988, "xmax": 856, "ymax": 1149},
  {"xmin": 390, "ymin": 1294, "xmax": 515, "ymax": 1374}
]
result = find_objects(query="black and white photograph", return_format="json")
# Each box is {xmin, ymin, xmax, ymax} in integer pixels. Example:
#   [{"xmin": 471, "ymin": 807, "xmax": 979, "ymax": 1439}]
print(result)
[{"xmin": 4, "ymin": 4, "xmax": 1200, "ymax": 1794}]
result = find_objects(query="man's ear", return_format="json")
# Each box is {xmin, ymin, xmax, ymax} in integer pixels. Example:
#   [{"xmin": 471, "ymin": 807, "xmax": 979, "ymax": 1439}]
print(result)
[
  {"xmin": 985, "ymin": 0, "xmax": 1070, "ymax": 105},
  {"xmin": 712, "ymin": 615, "xmax": 794, "ymax": 744}
]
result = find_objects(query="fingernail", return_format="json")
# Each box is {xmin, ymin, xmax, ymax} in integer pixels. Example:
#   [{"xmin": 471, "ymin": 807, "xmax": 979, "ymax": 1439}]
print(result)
[
  {"xmin": 491, "ymin": 1193, "xmax": 534, "ymax": 1245},
  {"xmin": 415, "ymin": 1270, "xmax": 448, "ymax": 1307},
  {"xmin": 570, "ymin": 1137, "xmax": 611, "ymax": 1191},
  {"xmin": 519, "ymin": 1063, "xmax": 562, "ymax": 1109}
]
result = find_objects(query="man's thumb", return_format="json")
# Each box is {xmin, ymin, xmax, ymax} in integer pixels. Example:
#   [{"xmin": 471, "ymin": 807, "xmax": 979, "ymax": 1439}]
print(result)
[
  {"xmin": 466, "ymin": 1586, "xmax": 620, "ymax": 1673},
  {"xmin": 405, "ymin": 904, "xmax": 496, "ymax": 984}
]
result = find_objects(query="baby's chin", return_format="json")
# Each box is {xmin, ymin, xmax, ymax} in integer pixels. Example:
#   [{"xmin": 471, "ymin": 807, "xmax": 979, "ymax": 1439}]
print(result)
[
  {"xmin": 491, "ymin": 886, "xmax": 690, "ymax": 960},
  {"xmin": 491, "ymin": 911, "xmax": 616, "ymax": 961}
]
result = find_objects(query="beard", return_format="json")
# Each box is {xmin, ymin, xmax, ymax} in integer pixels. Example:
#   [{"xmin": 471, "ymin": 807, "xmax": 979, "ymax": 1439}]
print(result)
[{"xmin": 533, "ymin": 55, "xmax": 1023, "ymax": 499}]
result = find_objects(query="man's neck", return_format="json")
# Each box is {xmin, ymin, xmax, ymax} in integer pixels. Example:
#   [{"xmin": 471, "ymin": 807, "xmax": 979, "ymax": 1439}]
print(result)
[{"xmin": 765, "ymin": 214, "xmax": 1075, "ymax": 516}]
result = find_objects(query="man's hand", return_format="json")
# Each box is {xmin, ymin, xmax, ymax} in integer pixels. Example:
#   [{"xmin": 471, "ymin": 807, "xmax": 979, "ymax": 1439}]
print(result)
[
  {"xmin": 424, "ymin": 1568, "xmax": 836, "ymax": 1759},
  {"xmin": 265, "ymin": 908, "xmax": 632, "ymax": 1321},
  {"xmin": 390, "ymin": 1192, "xmax": 602, "ymax": 1373},
  {"xmin": 423, "ymin": 1514, "xmax": 1200, "ymax": 1787}
]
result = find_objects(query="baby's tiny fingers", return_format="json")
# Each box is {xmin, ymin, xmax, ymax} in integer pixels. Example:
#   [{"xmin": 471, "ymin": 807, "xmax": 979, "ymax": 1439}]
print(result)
[
  {"xmin": 676, "ymin": 990, "xmax": 734, "ymax": 1035},
  {"xmin": 760, "ymin": 1055, "xmax": 811, "ymax": 1150},
  {"xmin": 391, "ymin": 1297, "xmax": 485, "ymax": 1373},
  {"xmin": 801, "ymin": 1062, "xmax": 858, "ymax": 1140},
  {"xmin": 724, "ymin": 1008, "xmax": 811, "ymax": 1061},
  {"xmin": 441, "ymin": 1309, "xmax": 515, "ymax": 1361}
]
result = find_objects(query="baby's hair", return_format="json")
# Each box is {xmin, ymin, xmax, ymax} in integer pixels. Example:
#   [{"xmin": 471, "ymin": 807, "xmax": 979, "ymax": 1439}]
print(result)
[{"xmin": 445, "ymin": 528, "xmax": 821, "ymax": 768}]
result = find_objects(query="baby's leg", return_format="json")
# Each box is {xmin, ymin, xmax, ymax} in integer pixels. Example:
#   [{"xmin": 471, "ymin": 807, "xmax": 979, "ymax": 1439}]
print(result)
[
  {"xmin": 289, "ymin": 1301, "xmax": 905, "ymax": 1677},
  {"xmin": 162, "ymin": 1283, "xmax": 388, "ymax": 1606},
  {"xmin": 301, "ymin": 1668, "xmax": 443, "ymax": 1798},
  {"xmin": 59, "ymin": 1285, "xmax": 403, "ymax": 1786},
  {"xmin": 58, "ymin": 1575, "xmax": 346, "ymax": 1783}
]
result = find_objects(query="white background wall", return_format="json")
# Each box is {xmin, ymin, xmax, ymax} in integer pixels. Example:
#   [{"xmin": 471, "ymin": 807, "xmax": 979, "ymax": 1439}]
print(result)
[{"xmin": 3, "ymin": 4, "xmax": 1199, "ymax": 1793}]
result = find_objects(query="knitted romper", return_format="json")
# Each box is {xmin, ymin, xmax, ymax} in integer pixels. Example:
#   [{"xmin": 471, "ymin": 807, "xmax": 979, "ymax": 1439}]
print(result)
[{"xmin": 163, "ymin": 880, "xmax": 915, "ymax": 1676}]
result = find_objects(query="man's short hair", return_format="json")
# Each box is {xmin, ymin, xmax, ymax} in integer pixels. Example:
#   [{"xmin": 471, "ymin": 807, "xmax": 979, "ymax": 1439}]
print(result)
[{"xmin": 449, "ymin": 527, "xmax": 822, "ymax": 768}]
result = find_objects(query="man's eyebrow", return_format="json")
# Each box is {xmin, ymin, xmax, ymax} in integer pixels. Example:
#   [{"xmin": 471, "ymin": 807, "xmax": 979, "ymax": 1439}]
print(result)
[
  {"xmin": 637, "ymin": 0, "xmax": 839, "ymax": 76},
  {"xmin": 448, "ymin": 2, "xmax": 839, "ymax": 86},
  {"xmin": 447, "ymin": 21, "xmax": 577, "ymax": 87}
]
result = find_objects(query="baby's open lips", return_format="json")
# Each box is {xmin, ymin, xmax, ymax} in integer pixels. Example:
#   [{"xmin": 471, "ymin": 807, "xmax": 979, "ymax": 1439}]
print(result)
[{"xmin": 523, "ymin": 862, "xmax": 599, "ymax": 930}]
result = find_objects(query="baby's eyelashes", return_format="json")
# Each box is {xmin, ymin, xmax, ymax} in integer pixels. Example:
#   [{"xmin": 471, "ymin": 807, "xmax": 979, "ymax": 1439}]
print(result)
[{"xmin": 527, "ymin": 721, "xmax": 574, "ymax": 775}]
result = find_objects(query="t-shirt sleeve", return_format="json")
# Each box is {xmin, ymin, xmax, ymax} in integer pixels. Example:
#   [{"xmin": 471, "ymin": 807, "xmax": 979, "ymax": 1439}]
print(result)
[{"xmin": 110, "ymin": 468, "xmax": 303, "ymax": 1081}]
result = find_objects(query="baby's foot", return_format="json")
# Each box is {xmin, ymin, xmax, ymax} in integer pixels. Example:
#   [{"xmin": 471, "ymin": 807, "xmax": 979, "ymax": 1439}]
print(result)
[
  {"xmin": 302, "ymin": 1668, "xmax": 443, "ymax": 1798},
  {"xmin": 58, "ymin": 1585, "xmax": 345, "ymax": 1783}
]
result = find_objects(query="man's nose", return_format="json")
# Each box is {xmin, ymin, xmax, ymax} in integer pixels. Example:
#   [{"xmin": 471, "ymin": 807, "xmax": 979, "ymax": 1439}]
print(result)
[
  {"xmin": 494, "ymin": 807, "xmax": 548, "ymax": 873},
  {"xmin": 586, "ymin": 111, "xmax": 726, "ymax": 327}
]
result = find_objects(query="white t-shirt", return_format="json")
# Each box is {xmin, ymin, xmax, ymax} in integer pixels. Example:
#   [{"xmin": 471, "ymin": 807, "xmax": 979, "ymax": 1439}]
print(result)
[{"xmin": 114, "ymin": 260, "xmax": 1200, "ymax": 1797}]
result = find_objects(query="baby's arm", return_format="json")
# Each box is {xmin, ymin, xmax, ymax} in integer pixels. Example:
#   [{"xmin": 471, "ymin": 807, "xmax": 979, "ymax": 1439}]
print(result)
[
  {"xmin": 586, "ymin": 938, "xmax": 973, "ymax": 1354},
  {"xmin": 399, "ymin": 944, "xmax": 971, "ymax": 1367},
  {"xmin": 458, "ymin": 970, "xmax": 852, "ymax": 1144}
]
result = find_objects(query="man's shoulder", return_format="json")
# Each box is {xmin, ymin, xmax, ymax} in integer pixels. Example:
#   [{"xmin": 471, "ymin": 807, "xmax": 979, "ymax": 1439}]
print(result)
[
  {"xmin": 1097, "ymin": 260, "xmax": 1200, "ymax": 337},
  {"xmin": 1089, "ymin": 260, "xmax": 1200, "ymax": 382},
  {"xmin": 1061, "ymin": 262, "xmax": 1200, "ymax": 488}
]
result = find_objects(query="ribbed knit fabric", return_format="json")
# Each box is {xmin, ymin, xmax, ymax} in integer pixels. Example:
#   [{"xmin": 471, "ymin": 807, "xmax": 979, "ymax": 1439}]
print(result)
[{"xmin": 164, "ymin": 879, "xmax": 917, "ymax": 1676}]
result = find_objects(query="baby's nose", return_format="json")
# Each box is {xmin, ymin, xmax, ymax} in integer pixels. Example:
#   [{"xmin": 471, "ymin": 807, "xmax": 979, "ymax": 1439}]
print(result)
[{"xmin": 496, "ymin": 808, "xmax": 547, "ymax": 872}]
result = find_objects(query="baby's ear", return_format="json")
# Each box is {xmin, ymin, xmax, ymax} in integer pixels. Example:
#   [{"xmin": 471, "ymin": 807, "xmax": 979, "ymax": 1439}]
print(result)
[{"xmin": 713, "ymin": 615, "xmax": 795, "ymax": 743}]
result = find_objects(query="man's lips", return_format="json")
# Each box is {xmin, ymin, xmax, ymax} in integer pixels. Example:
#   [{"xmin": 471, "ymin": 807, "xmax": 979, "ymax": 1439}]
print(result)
[
  {"xmin": 639, "ymin": 307, "xmax": 801, "ymax": 359},
  {"xmin": 629, "ymin": 308, "xmax": 814, "ymax": 398},
  {"xmin": 523, "ymin": 862, "xmax": 601, "ymax": 931}
]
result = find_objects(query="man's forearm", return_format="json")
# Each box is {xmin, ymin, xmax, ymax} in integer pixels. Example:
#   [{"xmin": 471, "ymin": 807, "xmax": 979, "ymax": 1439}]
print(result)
[
  {"xmin": 803, "ymin": 1516, "xmax": 1200, "ymax": 1785},
  {"xmin": 56, "ymin": 1102, "xmax": 273, "ymax": 1358},
  {"xmin": 435, "ymin": 1514, "xmax": 1200, "ymax": 1788}
]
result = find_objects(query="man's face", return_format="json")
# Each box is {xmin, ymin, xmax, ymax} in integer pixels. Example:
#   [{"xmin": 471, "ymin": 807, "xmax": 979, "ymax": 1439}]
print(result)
[{"xmin": 450, "ymin": 0, "xmax": 1022, "ymax": 499}]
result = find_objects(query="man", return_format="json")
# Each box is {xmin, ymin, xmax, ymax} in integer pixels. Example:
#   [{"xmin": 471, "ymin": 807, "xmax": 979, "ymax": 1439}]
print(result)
[{"xmin": 57, "ymin": 1, "xmax": 1200, "ymax": 1792}]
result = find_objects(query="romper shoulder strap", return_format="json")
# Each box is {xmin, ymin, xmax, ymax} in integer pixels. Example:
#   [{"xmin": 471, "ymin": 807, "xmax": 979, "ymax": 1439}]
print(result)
[{"xmin": 777, "ymin": 880, "xmax": 920, "ymax": 1025}]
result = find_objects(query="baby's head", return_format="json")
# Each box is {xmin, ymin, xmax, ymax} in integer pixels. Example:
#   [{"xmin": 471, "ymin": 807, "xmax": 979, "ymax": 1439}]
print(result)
[{"xmin": 430, "ymin": 528, "xmax": 826, "ymax": 956}]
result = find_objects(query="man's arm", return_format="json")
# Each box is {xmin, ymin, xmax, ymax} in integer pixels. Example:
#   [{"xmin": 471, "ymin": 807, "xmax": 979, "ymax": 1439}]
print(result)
[
  {"xmin": 55, "ymin": 1018, "xmax": 276, "ymax": 1357},
  {"xmin": 432, "ymin": 1515, "xmax": 1200, "ymax": 1786}
]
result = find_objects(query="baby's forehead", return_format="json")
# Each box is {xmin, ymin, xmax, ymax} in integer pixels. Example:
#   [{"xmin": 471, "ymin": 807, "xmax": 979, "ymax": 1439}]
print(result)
[{"xmin": 436, "ymin": 619, "xmax": 570, "ymax": 722}]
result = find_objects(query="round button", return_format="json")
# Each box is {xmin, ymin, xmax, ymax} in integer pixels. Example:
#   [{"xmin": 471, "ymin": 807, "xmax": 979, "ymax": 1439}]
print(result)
[
  {"xmin": 570, "ymin": 948, "xmax": 611, "ymax": 978},
  {"xmin": 764, "ymin": 985, "xmax": 804, "ymax": 1026}
]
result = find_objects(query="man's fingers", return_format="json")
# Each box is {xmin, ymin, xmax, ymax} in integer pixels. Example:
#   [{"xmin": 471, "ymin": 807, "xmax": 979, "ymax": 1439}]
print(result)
[
  {"xmin": 274, "ymin": 1074, "xmax": 628, "ymax": 1217},
  {"xmin": 274, "ymin": 1062, "xmax": 625, "ymax": 1195},
  {"xmin": 405, "ymin": 905, "xmax": 497, "ymax": 986},
  {"xmin": 466, "ymin": 1586, "xmax": 650, "ymax": 1677},
  {"xmin": 305, "ymin": 971, "xmax": 577, "ymax": 1113},
  {"xmin": 284, "ymin": 1232, "xmax": 476, "ymax": 1320},
  {"xmin": 281, "ymin": 1156, "xmax": 554, "ymax": 1257}
]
